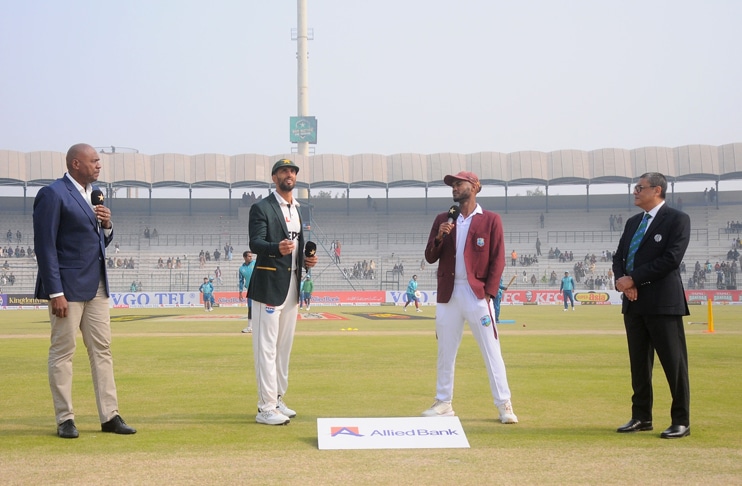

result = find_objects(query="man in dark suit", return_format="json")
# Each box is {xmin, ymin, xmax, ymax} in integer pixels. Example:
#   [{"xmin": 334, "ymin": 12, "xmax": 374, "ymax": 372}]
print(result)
[
  {"xmin": 422, "ymin": 171, "xmax": 517, "ymax": 424},
  {"xmin": 248, "ymin": 158, "xmax": 317, "ymax": 426},
  {"xmin": 612, "ymin": 172, "xmax": 691, "ymax": 439},
  {"xmin": 33, "ymin": 143, "xmax": 136, "ymax": 438}
]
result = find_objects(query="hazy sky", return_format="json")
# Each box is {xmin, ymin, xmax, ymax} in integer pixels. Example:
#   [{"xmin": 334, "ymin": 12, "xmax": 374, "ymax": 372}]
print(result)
[{"xmin": 1, "ymin": 0, "xmax": 740, "ymax": 156}]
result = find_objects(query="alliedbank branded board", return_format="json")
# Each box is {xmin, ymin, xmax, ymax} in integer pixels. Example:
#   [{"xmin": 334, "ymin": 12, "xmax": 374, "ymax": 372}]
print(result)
[{"xmin": 317, "ymin": 417, "xmax": 469, "ymax": 450}]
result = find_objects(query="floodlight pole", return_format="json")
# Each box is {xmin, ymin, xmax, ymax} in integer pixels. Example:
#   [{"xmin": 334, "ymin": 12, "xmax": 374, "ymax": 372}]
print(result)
[{"xmin": 296, "ymin": 0, "xmax": 310, "ymax": 157}]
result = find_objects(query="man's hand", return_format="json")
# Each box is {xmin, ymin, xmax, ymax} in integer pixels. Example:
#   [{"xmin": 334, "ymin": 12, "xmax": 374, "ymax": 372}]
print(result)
[
  {"xmin": 615, "ymin": 275, "xmax": 638, "ymax": 301},
  {"xmin": 278, "ymin": 239, "xmax": 296, "ymax": 256},
  {"xmin": 94, "ymin": 205, "xmax": 112, "ymax": 229},
  {"xmin": 436, "ymin": 222, "xmax": 454, "ymax": 241},
  {"xmin": 50, "ymin": 295, "xmax": 68, "ymax": 318},
  {"xmin": 305, "ymin": 255, "xmax": 318, "ymax": 269}
]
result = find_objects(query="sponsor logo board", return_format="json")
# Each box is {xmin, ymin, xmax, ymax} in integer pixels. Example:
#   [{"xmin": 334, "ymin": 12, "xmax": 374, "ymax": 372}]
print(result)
[{"xmin": 317, "ymin": 417, "xmax": 469, "ymax": 450}]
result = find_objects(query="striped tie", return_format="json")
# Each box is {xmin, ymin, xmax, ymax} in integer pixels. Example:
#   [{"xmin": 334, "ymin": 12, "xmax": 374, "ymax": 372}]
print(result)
[{"xmin": 626, "ymin": 213, "xmax": 651, "ymax": 272}]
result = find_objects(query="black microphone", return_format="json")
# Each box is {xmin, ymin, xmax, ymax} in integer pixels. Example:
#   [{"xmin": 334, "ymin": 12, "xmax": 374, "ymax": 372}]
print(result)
[
  {"xmin": 444, "ymin": 205, "xmax": 461, "ymax": 237},
  {"xmin": 304, "ymin": 241, "xmax": 317, "ymax": 258},
  {"xmin": 91, "ymin": 189, "xmax": 105, "ymax": 227},
  {"xmin": 91, "ymin": 189, "xmax": 105, "ymax": 207},
  {"xmin": 447, "ymin": 205, "xmax": 461, "ymax": 224}
]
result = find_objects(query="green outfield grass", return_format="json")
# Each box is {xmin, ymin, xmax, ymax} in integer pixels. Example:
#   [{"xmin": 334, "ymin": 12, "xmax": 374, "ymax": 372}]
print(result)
[{"xmin": 1, "ymin": 304, "xmax": 741, "ymax": 485}]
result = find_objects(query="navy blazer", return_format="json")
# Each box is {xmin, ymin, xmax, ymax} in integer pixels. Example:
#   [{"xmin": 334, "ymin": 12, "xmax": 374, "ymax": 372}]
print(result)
[
  {"xmin": 33, "ymin": 175, "xmax": 113, "ymax": 302},
  {"xmin": 248, "ymin": 193, "xmax": 306, "ymax": 307},
  {"xmin": 612, "ymin": 204, "xmax": 690, "ymax": 316}
]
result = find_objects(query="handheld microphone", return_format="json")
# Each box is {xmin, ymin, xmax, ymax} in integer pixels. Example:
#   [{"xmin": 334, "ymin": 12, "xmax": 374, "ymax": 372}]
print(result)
[
  {"xmin": 91, "ymin": 189, "xmax": 105, "ymax": 207},
  {"xmin": 304, "ymin": 241, "xmax": 317, "ymax": 258},
  {"xmin": 443, "ymin": 205, "xmax": 461, "ymax": 237},
  {"xmin": 91, "ymin": 189, "xmax": 105, "ymax": 227},
  {"xmin": 447, "ymin": 205, "xmax": 461, "ymax": 224}
]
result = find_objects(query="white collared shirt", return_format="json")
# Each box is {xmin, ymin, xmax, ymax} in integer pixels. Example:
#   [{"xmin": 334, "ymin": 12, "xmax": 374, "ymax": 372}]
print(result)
[
  {"xmin": 454, "ymin": 204, "xmax": 484, "ymax": 281},
  {"xmin": 643, "ymin": 200, "xmax": 665, "ymax": 232},
  {"xmin": 272, "ymin": 191, "xmax": 301, "ymax": 266},
  {"xmin": 64, "ymin": 173, "xmax": 113, "ymax": 238}
]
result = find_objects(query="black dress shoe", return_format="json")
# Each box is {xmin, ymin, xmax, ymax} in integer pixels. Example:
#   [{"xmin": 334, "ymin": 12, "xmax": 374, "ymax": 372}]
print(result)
[
  {"xmin": 616, "ymin": 419, "xmax": 653, "ymax": 433},
  {"xmin": 101, "ymin": 415, "xmax": 137, "ymax": 434},
  {"xmin": 57, "ymin": 419, "xmax": 79, "ymax": 439},
  {"xmin": 660, "ymin": 424, "xmax": 690, "ymax": 439}
]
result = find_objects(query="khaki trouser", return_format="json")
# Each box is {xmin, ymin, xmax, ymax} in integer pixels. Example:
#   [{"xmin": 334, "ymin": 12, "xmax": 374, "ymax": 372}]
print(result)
[{"xmin": 48, "ymin": 281, "xmax": 119, "ymax": 424}]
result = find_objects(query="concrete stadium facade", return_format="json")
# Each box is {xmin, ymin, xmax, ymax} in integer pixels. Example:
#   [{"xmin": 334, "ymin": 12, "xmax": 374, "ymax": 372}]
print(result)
[{"xmin": 2, "ymin": 143, "xmax": 741, "ymax": 193}]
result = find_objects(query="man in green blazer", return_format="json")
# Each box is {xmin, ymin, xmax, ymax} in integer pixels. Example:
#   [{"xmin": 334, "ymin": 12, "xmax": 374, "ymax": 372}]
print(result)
[{"xmin": 248, "ymin": 159, "xmax": 318, "ymax": 425}]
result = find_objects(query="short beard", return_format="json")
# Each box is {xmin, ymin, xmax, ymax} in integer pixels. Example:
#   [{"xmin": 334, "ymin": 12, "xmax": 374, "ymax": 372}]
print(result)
[{"xmin": 278, "ymin": 180, "xmax": 295, "ymax": 193}]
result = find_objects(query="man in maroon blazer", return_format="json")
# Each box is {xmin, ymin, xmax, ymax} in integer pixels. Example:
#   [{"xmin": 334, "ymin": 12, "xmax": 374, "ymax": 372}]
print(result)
[{"xmin": 421, "ymin": 171, "xmax": 517, "ymax": 424}]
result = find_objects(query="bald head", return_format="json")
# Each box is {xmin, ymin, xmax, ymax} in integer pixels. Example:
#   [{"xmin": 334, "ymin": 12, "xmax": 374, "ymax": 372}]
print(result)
[
  {"xmin": 66, "ymin": 143, "xmax": 94, "ymax": 168},
  {"xmin": 65, "ymin": 143, "xmax": 101, "ymax": 186}
]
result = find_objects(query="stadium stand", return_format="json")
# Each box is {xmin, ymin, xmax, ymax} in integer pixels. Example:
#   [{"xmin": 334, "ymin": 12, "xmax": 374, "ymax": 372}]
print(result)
[
  {"xmin": 2, "ymin": 143, "xmax": 740, "ymax": 295},
  {"xmin": 3, "ymin": 193, "xmax": 741, "ymax": 295}
]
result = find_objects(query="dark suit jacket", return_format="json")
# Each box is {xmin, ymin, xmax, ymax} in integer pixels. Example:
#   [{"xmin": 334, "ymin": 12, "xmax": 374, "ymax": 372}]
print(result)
[
  {"xmin": 612, "ymin": 203, "xmax": 690, "ymax": 316},
  {"xmin": 248, "ymin": 193, "xmax": 306, "ymax": 307},
  {"xmin": 424, "ymin": 209, "xmax": 506, "ymax": 303},
  {"xmin": 33, "ymin": 175, "xmax": 113, "ymax": 302}
]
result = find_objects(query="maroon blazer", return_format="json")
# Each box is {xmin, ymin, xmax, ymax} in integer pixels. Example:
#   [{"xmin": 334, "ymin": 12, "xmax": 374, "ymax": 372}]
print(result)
[{"xmin": 425, "ymin": 209, "xmax": 506, "ymax": 303}]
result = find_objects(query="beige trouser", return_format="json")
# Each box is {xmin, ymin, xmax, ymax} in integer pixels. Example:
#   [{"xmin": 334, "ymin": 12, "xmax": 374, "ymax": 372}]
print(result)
[{"xmin": 48, "ymin": 281, "xmax": 119, "ymax": 424}]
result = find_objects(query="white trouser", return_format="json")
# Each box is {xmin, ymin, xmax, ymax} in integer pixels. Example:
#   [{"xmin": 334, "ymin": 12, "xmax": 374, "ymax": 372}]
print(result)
[
  {"xmin": 434, "ymin": 281, "xmax": 512, "ymax": 406},
  {"xmin": 253, "ymin": 282, "xmax": 299, "ymax": 412}
]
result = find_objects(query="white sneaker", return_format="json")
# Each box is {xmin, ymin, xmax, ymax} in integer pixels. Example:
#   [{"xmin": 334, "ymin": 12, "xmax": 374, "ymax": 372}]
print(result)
[
  {"xmin": 256, "ymin": 409, "xmax": 290, "ymax": 425},
  {"xmin": 416, "ymin": 308, "xmax": 422, "ymax": 312},
  {"xmin": 404, "ymin": 307, "xmax": 408, "ymax": 312},
  {"xmin": 241, "ymin": 327, "xmax": 252, "ymax": 333},
  {"xmin": 421, "ymin": 399, "xmax": 454, "ymax": 417},
  {"xmin": 572, "ymin": 307, "xmax": 576, "ymax": 311},
  {"xmin": 306, "ymin": 306, "xmax": 310, "ymax": 311},
  {"xmin": 276, "ymin": 396, "xmax": 297, "ymax": 418},
  {"xmin": 497, "ymin": 400, "xmax": 518, "ymax": 424},
  {"xmin": 563, "ymin": 308, "xmax": 568, "ymax": 312}
]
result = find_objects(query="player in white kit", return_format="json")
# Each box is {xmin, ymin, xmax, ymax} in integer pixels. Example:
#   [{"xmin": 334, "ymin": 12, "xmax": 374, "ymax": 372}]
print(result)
[
  {"xmin": 422, "ymin": 171, "xmax": 518, "ymax": 424},
  {"xmin": 248, "ymin": 159, "xmax": 318, "ymax": 425}
]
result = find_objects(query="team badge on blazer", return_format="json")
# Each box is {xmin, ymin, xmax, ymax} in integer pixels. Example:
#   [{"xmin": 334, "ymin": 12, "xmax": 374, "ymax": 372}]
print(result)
[
  {"xmin": 654, "ymin": 234, "xmax": 662, "ymax": 242},
  {"xmin": 476, "ymin": 238, "xmax": 485, "ymax": 247}
]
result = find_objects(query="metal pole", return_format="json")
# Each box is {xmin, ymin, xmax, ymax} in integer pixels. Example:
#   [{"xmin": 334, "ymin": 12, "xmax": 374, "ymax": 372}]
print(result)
[{"xmin": 297, "ymin": 0, "xmax": 309, "ymax": 157}]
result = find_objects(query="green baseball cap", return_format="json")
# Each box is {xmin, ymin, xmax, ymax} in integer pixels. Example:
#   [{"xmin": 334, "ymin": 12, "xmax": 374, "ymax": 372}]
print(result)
[{"xmin": 271, "ymin": 158, "xmax": 300, "ymax": 175}]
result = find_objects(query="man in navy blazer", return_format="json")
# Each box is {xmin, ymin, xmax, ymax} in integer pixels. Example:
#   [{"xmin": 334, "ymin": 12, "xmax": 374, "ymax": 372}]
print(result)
[
  {"xmin": 422, "ymin": 171, "xmax": 517, "ymax": 424},
  {"xmin": 248, "ymin": 158, "xmax": 317, "ymax": 425},
  {"xmin": 33, "ymin": 143, "xmax": 135, "ymax": 438},
  {"xmin": 612, "ymin": 172, "xmax": 691, "ymax": 439}
]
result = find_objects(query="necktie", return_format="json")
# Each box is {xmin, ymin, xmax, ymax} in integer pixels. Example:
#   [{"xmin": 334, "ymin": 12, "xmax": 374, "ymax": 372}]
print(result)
[{"xmin": 626, "ymin": 213, "xmax": 651, "ymax": 272}]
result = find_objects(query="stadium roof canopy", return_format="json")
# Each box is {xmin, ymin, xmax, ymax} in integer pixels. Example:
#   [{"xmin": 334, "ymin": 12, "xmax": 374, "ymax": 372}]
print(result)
[{"xmin": 1, "ymin": 143, "xmax": 740, "ymax": 192}]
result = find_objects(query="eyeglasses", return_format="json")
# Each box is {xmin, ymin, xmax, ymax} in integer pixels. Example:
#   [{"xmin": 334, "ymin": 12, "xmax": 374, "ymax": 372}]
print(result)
[{"xmin": 633, "ymin": 184, "xmax": 658, "ymax": 193}]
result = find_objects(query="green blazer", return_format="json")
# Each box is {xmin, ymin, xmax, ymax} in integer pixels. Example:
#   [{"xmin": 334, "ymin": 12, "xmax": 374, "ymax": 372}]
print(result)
[{"xmin": 248, "ymin": 193, "xmax": 306, "ymax": 306}]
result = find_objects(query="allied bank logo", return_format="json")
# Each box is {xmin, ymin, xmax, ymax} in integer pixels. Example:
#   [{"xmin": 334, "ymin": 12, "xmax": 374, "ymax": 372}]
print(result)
[
  {"xmin": 265, "ymin": 306, "xmax": 276, "ymax": 314},
  {"xmin": 331, "ymin": 426, "xmax": 363, "ymax": 437},
  {"xmin": 329, "ymin": 424, "xmax": 458, "ymax": 438}
]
